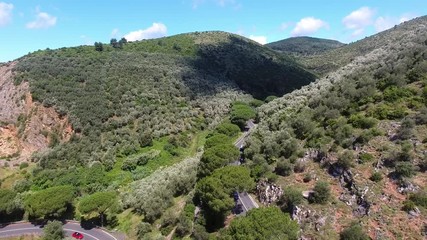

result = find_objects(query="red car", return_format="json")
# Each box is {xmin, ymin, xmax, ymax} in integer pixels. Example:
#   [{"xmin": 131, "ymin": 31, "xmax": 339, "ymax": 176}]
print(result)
[{"xmin": 72, "ymin": 232, "xmax": 84, "ymax": 239}]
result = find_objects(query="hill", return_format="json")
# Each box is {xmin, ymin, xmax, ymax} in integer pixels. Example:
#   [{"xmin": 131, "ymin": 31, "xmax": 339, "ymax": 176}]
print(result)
[
  {"xmin": 1, "ymin": 31, "xmax": 315, "ymax": 168},
  {"xmin": 267, "ymin": 36, "xmax": 345, "ymax": 56},
  {"xmin": 298, "ymin": 17, "xmax": 427, "ymax": 76},
  {"xmin": 0, "ymin": 31, "xmax": 315, "ymax": 236},
  {"xmin": 245, "ymin": 16, "xmax": 427, "ymax": 239}
]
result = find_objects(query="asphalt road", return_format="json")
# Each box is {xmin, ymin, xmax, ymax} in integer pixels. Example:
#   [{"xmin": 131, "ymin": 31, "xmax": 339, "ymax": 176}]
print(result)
[
  {"xmin": 232, "ymin": 120, "xmax": 259, "ymax": 214},
  {"xmin": 238, "ymin": 192, "xmax": 259, "ymax": 213},
  {"xmin": 0, "ymin": 222, "xmax": 121, "ymax": 240}
]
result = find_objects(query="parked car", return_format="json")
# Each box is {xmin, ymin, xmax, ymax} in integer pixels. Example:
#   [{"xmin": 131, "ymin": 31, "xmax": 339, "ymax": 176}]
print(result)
[
  {"xmin": 233, "ymin": 191, "xmax": 239, "ymax": 201},
  {"xmin": 72, "ymin": 232, "xmax": 84, "ymax": 239},
  {"xmin": 234, "ymin": 204, "xmax": 243, "ymax": 214}
]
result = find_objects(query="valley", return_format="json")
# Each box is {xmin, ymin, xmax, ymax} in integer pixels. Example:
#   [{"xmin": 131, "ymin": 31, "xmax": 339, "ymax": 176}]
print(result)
[{"xmin": 1, "ymin": 13, "xmax": 427, "ymax": 240}]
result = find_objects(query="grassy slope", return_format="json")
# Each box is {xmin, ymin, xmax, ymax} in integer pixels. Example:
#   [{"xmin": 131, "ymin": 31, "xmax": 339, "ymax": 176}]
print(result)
[
  {"xmin": 250, "ymin": 16, "xmax": 427, "ymax": 239},
  {"xmin": 294, "ymin": 16, "xmax": 427, "ymax": 76},
  {"xmin": 267, "ymin": 36, "xmax": 345, "ymax": 56}
]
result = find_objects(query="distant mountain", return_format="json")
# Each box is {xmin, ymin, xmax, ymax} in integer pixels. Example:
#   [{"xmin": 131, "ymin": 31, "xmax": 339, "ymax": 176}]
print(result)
[
  {"xmin": 299, "ymin": 16, "xmax": 427, "ymax": 76},
  {"xmin": 267, "ymin": 36, "xmax": 345, "ymax": 56}
]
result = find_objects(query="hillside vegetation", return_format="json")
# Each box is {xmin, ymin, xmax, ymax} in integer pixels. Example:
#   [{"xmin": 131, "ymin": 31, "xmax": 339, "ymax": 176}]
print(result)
[
  {"xmin": 245, "ymin": 16, "xmax": 427, "ymax": 239},
  {"xmin": 267, "ymin": 36, "xmax": 345, "ymax": 56},
  {"xmin": 296, "ymin": 17, "xmax": 427, "ymax": 76},
  {"xmin": 0, "ymin": 31, "xmax": 316, "ymax": 238}
]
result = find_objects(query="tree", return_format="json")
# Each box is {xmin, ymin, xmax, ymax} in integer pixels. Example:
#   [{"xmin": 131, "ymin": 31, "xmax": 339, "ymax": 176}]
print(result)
[
  {"xmin": 196, "ymin": 176, "xmax": 234, "ymax": 221},
  {"xmin": 276, "ymin": 159, "xmax": 293, "ymax": 176},
  {"xmin": 119, "ymin": 37, "xmax": 127, "ymax": 44},
  {"xmin": 78, "ymin": 191, "xmax": 119, "ymax": 227},
  {"xmin": 25, "ymin": 186, "xmax": 75, "ymax": 219},
  {"xmin": 339, "ymin": 222, "xmax": 369, "ymax": 240},
  {"xmin": 110, "ymin": 38, "xmax": 120, "ymax": 48},
  {"xmin": 196, "ymin": 166, "xmax": 254, "ymax": 228},
  {"xmin": 136, "ymin": 222, "xmax": 152, "ymax": 239},
  {"xmin": 279, "ymin": 187, "xmax": 303, "ymax": 213},
  {"xmin": 230, "ymin": 102, "xmax": 256, "ymax": 130},
  {"xmin": 0, "ymin": 189, "xmax": 18, "ymax": 215},
  {"xmin": 198, "ymin": 144, "xmax": 240, "ymax": 178},
  {"xmin": 397, "ymin": 117, "xmax": 415, "ymax": 140},
  {"xmin": 43, "ymin": 220, "xmax": 64, "ymax": 240},
  {"xmin": 94, "ymin": 42, "xmax": 103, "ymax": 51},
  {"xmin": 211, "ymin": 166, "xmax": 255, "ymax": 193},
  {"xmin": 215, "ymin": 122, "xmax": 241, "ymax": 137},
  {"xmin": 205, "ymin": 134, "xmax": 231, "ymax": 149},
  {"xmin": 336, "ymin": 150, "xmax": 355, "ymax": 170},
  {"xmin": 309, "ymin": 181, "xmax": 330, "ymax": 204},
  {"xmin": 222, "ymin": 207, "xmax": 299, "ymax": 240}
]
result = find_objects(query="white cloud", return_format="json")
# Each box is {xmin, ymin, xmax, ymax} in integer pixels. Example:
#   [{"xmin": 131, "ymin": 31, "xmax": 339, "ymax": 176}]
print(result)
[
  {"xmin": 0, "ymin": 2, "xmax": 13, "ymax": 27},
  {"xmin": 291, "ymin": 17, "xmax": 328, "ymax": 37},
  {"xmin": 249, "ymin": 35, "xmax": 267, "ymax": 45},
  {"xmin": 343, "ymin": 7, "xmax": 375, "ymax": 30},
  {"xmin": 124, "ymin": 23, "xmax": 167, "ymax": 41},
  {"xmin": 26, "ymin": 10, "xmax": 57, "ymax": 29}
]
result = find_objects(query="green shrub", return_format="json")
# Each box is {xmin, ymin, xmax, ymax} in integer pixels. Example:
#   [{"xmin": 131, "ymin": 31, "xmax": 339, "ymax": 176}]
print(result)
[
  {"xmin": 339, "ymin": 222, "xmax": 369, "ymax": 240},
  {"xmin": 279, "ymin": 187, "xmax": 303, "ymax": 213},
  {"xmin": 369, "ymin": 172, "xmax": 383, "ymax": 182},
  {"xmin": 19, "ymin": 162, "xmax": 29, "ymax": 169},
  {"xmin": 275, "ymin": 159, "xmax": 293, "ymax": 176},
  {"xmin": 383, "ymin": 86, "xmax": 413, "ymax": 102},
  {"xmin": 336, "ymin": 150, "xmax": 354, "ymax": 170},
  {"xmin": 359, "ymin": 153, "xmax": 374, "ymax": 163},
  {"xmin": 43, "ymin": 220, "xmax": 64, "ymax": 240},
  {"xmin": 309, "ymin": 181, "xmax": 331, "ymax": 204},
  {"xmin": 395, "ymin": 162, "xmax": 418, "ymax": 178},
  {"xmin": 303, "ymin": 173, "xmax": 312, "ymax": 183},
  {"xmin": 402, "ymin": 200, "xmax": 416, "ymax": 212},
  {"xmin": 136, "ymin": 222, "xmax": 152, "ymax": 238},
  {"xmin": 409, "ymin": 191, "xmax": 427, "ymax": 208},
  {"xmin": 349, "ymin": 114, "xmax": 378, "ymax": 129}
]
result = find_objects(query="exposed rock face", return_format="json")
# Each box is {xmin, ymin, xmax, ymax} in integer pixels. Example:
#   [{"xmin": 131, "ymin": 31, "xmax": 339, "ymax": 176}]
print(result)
[
  {"xmin": 292, "ymin": 206, "xmax": 327, "ymax": 232},
  {"xmin": 398, "ymin": 180, "xmax": 420, "ymax": 194},
  {"xmin": 0, "ymin": 62, "xmax": 73, "ymax": 166},
  {"xmin": 256, "ymin": 180, "xmax": 283, "ymax": 205},
  {"xmin": 337, "ymin": 169, "xmax": 371, "ymax": 217}
]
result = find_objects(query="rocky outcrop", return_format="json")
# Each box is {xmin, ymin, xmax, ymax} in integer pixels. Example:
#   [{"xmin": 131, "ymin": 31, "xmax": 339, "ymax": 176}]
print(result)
[
  {"xmin": 256, "ymin": 180, "xmax": 283, "ymax": 205},
  {"xmin": 0, "ymin": 62, "xmax": 73, "ymax": 166},
  {"xmin": 337, "ymin": 169, "xmax": 371, "ymax": 217},
  {"xmin": 292, "ymin": 206, "xmax": 327, "ymax": 231}
]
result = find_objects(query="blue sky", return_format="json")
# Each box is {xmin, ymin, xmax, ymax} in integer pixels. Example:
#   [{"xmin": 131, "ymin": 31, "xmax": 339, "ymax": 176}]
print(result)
[{"xmin": 1, "ymin": 0, "xmax": 426, "ymax": 62}]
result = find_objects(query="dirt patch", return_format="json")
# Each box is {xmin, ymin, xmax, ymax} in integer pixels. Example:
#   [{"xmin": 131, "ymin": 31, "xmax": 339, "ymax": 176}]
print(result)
[{"xmin": 0, "ymin": 126, "xmax": 19, "ymax": 157}]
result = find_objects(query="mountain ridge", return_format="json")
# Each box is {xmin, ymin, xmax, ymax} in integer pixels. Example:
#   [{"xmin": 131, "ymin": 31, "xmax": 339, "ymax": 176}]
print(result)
[{"xmin": 267, "ymin": 36, "xmax": 345, "ymax": 56}]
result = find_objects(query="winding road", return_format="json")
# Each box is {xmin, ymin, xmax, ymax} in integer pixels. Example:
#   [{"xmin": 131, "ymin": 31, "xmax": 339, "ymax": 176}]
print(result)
[
  {"xmin": 232, "ymin": 120, "xmax": 259, "ymax": 215},
  {"xmin": 0, "ymin": 222, "xmax": 123, "ymax": 240}
]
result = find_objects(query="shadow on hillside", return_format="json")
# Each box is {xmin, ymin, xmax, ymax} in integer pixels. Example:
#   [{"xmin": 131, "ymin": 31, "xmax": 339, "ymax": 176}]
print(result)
[{"xmin": 185, "ymin": 35, "xmax": 316, "ymax": 100}]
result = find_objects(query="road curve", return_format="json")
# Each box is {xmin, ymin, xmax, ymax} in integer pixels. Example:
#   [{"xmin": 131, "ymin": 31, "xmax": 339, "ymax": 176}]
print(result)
[{"xmin": 0, "ymin": 222, "xmax": 121, "ymax": 240}]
